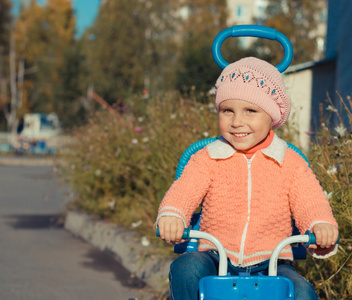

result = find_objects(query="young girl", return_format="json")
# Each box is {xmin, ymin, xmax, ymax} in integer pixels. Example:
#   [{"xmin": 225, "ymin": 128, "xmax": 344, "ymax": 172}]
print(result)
[{"xmin": 156, "ymin": 57, "xmax": 339, "ymax": 300}]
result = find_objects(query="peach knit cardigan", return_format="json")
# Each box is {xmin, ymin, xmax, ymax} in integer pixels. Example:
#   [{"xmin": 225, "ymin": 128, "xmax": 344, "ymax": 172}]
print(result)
[{"xmin": 156, "ymin": 134, "xmax": 338, "ymax": 267}]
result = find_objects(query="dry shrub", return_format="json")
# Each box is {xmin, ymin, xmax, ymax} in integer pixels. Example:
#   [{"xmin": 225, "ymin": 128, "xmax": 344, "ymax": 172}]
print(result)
[
  {"xmin": 62, "ymin": 92, "xmax": 218, "ymax": 247},
  {"xmin": 296, "ymin": 95, "xmax": 352, "ymax": 299}
]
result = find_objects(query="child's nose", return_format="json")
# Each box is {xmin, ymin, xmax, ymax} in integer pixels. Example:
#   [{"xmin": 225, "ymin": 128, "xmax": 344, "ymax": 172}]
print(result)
[{"xmin": 232, "ymin": 114, "xmax": 244, "ymax": 127}]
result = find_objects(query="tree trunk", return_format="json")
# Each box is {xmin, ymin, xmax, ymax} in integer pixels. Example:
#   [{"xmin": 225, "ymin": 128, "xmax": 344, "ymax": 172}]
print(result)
[
  {"xmin": 9, "ymin": 32, "xmax": 17, "ymax": 133},
  {"xmin": 0, "ymin": 47, "xmax": 8, "ymax": 117},
  {"xmin": 17, "ymin": 57, "xmax": 25, "ymax": 110}
]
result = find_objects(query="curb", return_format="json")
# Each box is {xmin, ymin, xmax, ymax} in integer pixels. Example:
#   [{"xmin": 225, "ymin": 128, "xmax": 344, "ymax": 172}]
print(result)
[
  {"xmin": 0, "ymin": 156, "xmax": 55, "ymax": 166},
  {"xmin": 64, "ymin": 211, "xmax": 172, "ymax": 292}
]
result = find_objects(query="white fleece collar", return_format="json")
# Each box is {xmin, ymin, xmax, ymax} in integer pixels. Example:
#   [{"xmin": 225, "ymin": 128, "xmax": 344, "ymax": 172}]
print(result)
[{"xmin": 206, "ymin": 134, "xmax": 287, "ymax": 165}]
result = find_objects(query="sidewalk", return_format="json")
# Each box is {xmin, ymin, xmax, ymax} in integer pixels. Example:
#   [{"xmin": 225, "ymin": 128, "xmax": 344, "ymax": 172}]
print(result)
[
  {"xmin": 0, "ymin": 155, "xmax": 172, "ymax": 293},
  {"xmin": 64, "ymin": 211, "xmax": 172, "ymax": 292}
]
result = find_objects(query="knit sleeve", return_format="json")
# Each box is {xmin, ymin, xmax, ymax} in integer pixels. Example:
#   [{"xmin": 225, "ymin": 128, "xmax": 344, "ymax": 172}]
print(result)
[
  {"xmin": 286, "ymin": 150, "xmax": 338, "ymax": 230},
  {"xmin": 156, "ymin": 148, "xmax": 212, "ymax": 227},
  {"xmin": 286, "ymin": 150, "xmax": 338, "ymax": 258}
]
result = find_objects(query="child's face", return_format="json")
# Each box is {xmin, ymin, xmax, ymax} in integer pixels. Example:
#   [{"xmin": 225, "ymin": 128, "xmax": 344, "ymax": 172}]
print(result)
[{"xmin": 218, "ymin": 99, "xmax": 273, "ymax": 151}]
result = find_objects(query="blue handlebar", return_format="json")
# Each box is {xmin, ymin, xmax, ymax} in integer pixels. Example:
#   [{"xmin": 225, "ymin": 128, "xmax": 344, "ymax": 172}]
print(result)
[
  {"xmin": 156, "ymin": 228, "xmax": 339, "ymax": 248},
  {"xmin": 304, "ymin": 230, "xmax": 340, "ymax": 247},
  {"xmin": 212, "ymin": 25, "xmax": 293, "ymax": 73},
  {"xmin": 156, "ymin": 227, "xmax": 191, "ymax": 240}
]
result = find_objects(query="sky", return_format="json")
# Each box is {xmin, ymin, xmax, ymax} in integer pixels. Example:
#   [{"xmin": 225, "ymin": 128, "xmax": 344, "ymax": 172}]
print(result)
[{"xmin": 11, "ymin": 0, "xmax": 101, "ymax": 38}]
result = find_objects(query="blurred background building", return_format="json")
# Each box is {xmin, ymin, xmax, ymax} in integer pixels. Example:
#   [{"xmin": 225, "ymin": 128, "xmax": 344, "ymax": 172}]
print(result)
[
  {"xmin": 227, "ymin": 0, "xmax": 268, "ymax": 25},
  {"xmin": 284, "ymin": 0, "xmax": 352, "ymax": 151},
  {"xmin": 227, "ymin": 0, "xmax": 326, "ymax": 57}
]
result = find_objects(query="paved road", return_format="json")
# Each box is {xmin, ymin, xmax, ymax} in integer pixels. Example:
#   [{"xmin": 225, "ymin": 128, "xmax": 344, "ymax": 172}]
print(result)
[{"xmin": 0, "ymin": 159, "xmax": 156, "ymax": 300}]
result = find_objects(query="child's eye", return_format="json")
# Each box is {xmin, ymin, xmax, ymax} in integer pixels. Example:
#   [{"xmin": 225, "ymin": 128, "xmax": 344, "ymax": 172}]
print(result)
[
  {"xmin": 246, "ymin": 109, "xmax": 256, "ymax": 113},
  {"xmin": 222, "ymin": 108, "xmax": 232, "ymax": 113}
]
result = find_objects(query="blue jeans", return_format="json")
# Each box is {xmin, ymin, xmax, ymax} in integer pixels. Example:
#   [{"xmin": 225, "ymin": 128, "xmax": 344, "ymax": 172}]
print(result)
[{"xmin": 169, "ymin": 251, "xmax": 318, "ymax": 300}]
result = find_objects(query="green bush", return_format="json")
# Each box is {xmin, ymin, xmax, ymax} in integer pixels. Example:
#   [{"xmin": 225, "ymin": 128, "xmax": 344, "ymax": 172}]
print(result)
[{"xmin": 62, "ymin": 92, "xmax": 351, "ymax": 298}]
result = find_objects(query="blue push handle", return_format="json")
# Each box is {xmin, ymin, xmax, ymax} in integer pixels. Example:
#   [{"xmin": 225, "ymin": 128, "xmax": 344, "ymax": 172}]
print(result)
[
  {"xmin": 304, "ymin": 230, "xmax": 340, "ymax": 247},
  {"xmin": 156, "ymin": 227, "xmax": 191, "ymax": 240},
  {"xmin": 212, "ymin": 25, "xmax": 293, "ymax": 73}
]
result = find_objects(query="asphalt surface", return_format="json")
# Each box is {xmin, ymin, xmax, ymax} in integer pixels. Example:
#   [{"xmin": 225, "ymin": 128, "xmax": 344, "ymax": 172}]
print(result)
[{"xmin": 0, "ymin": 158, "xmax": 156, "ymax": 300}]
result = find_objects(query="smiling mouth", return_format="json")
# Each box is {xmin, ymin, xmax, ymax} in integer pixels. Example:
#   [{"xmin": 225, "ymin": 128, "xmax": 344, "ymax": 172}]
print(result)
[{"xmin": 233, "ymin": 133, "xmax": 249, "ymax": 137}]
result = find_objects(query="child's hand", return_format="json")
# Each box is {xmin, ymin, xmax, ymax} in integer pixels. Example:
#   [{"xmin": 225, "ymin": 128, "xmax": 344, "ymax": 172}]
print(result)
[
  {"xmin": 309, "ymin": 223, "xmax": 339, "ymax": 249},
  {"xmin": 157, "ymin": 216, "xmax": 185, "ymax": 244}
]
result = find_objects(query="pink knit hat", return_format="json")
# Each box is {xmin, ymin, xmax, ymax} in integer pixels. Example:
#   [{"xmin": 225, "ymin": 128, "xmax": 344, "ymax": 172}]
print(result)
[{"xmin": 215, "ymin": 57, "xmax": 291, "ymax": 128}]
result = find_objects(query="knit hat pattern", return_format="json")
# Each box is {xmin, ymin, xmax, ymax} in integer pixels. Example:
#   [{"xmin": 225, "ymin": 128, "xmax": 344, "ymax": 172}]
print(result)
[{"xmin": 214, "ymin": 57, "xmax": 291, "ymax": 128}]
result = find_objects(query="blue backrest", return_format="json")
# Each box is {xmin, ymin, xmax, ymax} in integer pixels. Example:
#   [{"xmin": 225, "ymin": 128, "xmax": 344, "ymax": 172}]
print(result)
[{"xmin": 173, "ymin": 137, "xmax": 309, "ymax": 260}]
